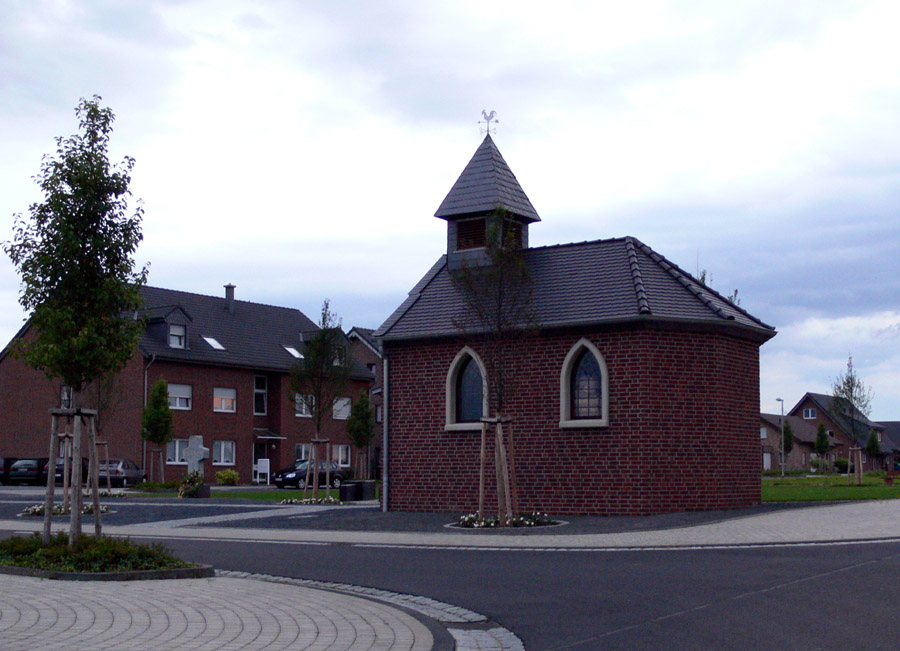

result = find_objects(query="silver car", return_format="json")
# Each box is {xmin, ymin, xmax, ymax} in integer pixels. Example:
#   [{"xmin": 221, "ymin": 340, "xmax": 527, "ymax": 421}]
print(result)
[{"xmin": 98, "ymin": 459, "xmax": 145, "ymax": 487}]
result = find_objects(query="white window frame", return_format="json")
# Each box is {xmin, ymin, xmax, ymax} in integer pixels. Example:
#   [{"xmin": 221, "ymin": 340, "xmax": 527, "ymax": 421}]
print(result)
[
  {"xmin": 254, "ymin": 376, "xmax": 267, "ymax": 416},
  {"xmin": 295, "ymin": 443, "xmax": 311, "ymax": 461},
  {"xmin": 803, "ymin": 408, "xmax": 816, "ymax": 419},
  {"xmin": 560, "ymin": 338, "xmax": 609, "ymax": 428},
  {"xmin": 445, "ymin": 346, "xmax": 489, "ymax": 431},
  {"xmin": 166, "ymin": 438, "xmax": 189, "ymax": 465},
  {"xmin": 213, "ymin": 440, "xmax": 236, "ymax": 466},
  {"xmin": 213, "ymin": 387, "xmax": 237, "ymax": 413},
  {"xmin": 375, "ymin": 404, "xmax": 383, "ymax": 424},
  {"xmin": 333, "ymin": 444, "xmax": 351, "ymax": 467},
  {"xmin": 167, "ymin": 384, "xmax": 192, "ymax": 410},
  {"xmin": 760, "ymin": 427, "xmax": 767, "ymax": 439},
  {"xmin": 333, "ymin": 397, "xmax": 351, "ymax": 420},
  {"xmin": 295, "ymin": 393, "xmax": 314, "ymax": 418},
  {"xmin": 169, "ymin": 324, "xmax": 186, "ymax": 349}
]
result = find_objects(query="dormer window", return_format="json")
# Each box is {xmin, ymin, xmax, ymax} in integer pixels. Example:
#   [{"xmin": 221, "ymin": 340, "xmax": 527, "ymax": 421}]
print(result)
[{"xmin": 169, "ymin": 324, "xmax": 186, "ymax": 349}]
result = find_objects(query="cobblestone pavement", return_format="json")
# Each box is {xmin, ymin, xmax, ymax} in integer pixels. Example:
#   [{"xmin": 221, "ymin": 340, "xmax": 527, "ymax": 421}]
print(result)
[{"xmin": 0, "ymin": 573, "xmax": 440, "ymax": 651}]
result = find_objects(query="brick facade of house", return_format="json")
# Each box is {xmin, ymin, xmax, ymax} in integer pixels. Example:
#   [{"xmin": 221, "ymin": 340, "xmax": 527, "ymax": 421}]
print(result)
[{"xmin": 384, "ymin": 326, "xmax": 762, "ymax": 516}]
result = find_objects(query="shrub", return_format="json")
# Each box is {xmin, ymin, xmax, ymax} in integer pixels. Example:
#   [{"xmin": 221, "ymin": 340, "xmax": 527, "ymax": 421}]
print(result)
[
  {"xmin": 138, "ymin": 480, "xmax": 180, "ymax": 491},
  {"xmin": 0, "ymin": 532, "xmax": 190, "ymax": 572},
  {"xmin": 215, "ymin": 469, "xmax": 239, "ymax": 486},
  {"xmin": 834, "ymin": 458, "xmax": 849, "ymax": 473}
]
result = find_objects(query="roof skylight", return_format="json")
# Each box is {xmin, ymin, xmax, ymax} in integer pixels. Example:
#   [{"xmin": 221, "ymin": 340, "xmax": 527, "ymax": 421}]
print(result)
[
  {"xmin": 283, "ymin": 345, "xmax": 303, "ymax": 359},
  {"xmin": 202, "ymin": 336, "xmax": 225, "ymax": 350}
]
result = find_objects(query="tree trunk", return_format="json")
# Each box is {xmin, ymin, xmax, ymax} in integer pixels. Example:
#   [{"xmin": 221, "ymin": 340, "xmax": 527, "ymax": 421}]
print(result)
[
  {"xmin": 478, "ymin": 422, "xmax": 486, "ymax": 521},
  {"xmin": 42, "ymin": 414, "xmax": 60, "ymax": 545},
  {"xmin": 506, "ymin": 419, "xmax": 519, "ymax": 517},
  {"xmin": 69, "ymin": 398, "xmax": 84, "ymax": 546},
  {"xmin": 496, "ymin": 420, "xmax": 513, "ymax": 525},
  {"xmin": 88, "ymin": 416, "xmax": 102, "ymax": 538},
  {"xmin": 325, "ymin": 442, "xmax": 332, "ymax": 499}
]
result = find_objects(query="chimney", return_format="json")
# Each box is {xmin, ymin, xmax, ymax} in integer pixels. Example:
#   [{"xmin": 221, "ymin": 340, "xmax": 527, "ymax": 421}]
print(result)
[{"xmin": 224, "ymin": 284, "xmax": 235, "ymax": 314}]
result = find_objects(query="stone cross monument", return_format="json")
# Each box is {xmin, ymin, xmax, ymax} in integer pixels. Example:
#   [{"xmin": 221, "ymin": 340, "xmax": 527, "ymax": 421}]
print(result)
[{"xmin": 184, "ymin": 435, "xmax": 209, "ymax": 474}]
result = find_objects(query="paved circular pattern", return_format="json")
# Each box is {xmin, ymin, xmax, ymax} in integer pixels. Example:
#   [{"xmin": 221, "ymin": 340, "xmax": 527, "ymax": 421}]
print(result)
[{"xmin": 0, "ymin": 575, "xmax": 433, "ymax": 650}]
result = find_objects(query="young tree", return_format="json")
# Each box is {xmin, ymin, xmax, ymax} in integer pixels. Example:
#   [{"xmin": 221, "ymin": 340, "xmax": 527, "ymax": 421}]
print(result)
[
  {"xmin": 814, "ymin": 423, "xmax": 830, "ymax": 472},
  {"xmin": 831, "ymin": 355, "xmax": 874, "ymax": 485},
  {"xmin": 450, "ymin": 210, "xmax": 538, "ymax": 524},
  {"xmin": 289, "ymin": 300, "xmax": 352, "ymax": 497},
  {"xmin": 866, "ymin": 430, "xmax": 880, "ymax": 468},
  {"xmin": 3, "ymin": 96, "xmax": 148, "ymax": 543},
  {"xmin": 346, "ymin": 390, "xmax": 376, "ymax": 479},
  {"xmin": 782, "ymin": 420, "xmax": 795, "ymax": 463},
  {"xmin": 142, "ymin": 379, "xmax": 174, "ymax": 483}
]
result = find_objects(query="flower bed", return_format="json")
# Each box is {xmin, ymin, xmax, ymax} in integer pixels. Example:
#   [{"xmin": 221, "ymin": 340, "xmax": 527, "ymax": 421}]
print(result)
[{"xmin": 456, "ymin": 511, "xmax": 557, "ymax": 528}]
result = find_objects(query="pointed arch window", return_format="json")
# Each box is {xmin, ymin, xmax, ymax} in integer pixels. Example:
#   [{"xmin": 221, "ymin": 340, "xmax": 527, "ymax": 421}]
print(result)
[
  {"xmin": 560, "ymin": 338, "xmax": 609, "ymax": 428},
  {"xmin": 446, "ymin": 347, "xmax": 488, "ymax": 431}
]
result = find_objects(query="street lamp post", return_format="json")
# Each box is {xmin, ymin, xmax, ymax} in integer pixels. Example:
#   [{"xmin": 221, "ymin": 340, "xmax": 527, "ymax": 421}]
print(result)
[{"xmin": 776, "ymin": 398, "xmax": 785, "ymax": 478}]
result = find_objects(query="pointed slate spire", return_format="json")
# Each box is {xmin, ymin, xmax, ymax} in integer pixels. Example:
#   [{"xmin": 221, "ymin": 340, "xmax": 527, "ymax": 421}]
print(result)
[{"xmin": 435, "ymin": 135, "xmax": 540, "ymax": 223}]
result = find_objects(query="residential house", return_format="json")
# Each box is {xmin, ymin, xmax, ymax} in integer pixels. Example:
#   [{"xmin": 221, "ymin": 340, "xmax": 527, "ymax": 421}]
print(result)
[
  {"xmin": 788, "ymin": 392, "xmax": 887, "ymax": 471},
  {"xmin": 347, "ymin": 326, "xmax": 383, "ymax": 478},
  {"xmin": 375, "ymin": 135, "xmax": 776, "ymax": 516},
  {"xmin": 876, "ymin": 421, "xmax": 900, "ymax": 470},
  {"xmin": 760, "ymin": 413, "xmax": 837, "ymax": 472},
  {"xmin": 0, "ymin": 285, "xmax": 373, "ymax": 483}
]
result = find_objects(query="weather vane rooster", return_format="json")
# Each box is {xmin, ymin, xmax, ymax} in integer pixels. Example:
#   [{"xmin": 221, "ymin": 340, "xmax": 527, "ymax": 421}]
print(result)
[{"xmin": 479, "ymin": 109, "xmax": 498, "ymax": 135}]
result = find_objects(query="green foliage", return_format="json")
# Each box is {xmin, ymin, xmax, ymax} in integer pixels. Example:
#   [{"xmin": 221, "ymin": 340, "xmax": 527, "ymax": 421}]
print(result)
[
  {"xmin": 3, "ymin": 96, "xmax": 148, "ymax": 392},
  {"xmin": 289, "ymin": 300, "xmax": 352, "ymax": 436},
  {"xmin": 215, "ymin": 469, "xmax": 239, "ymax": 485},
  {"xmin": 814, "ymin": 423, "xmax": 829, "ymax": 458},
  {"xmin": 0, "ymin": 533, "xmax": 189, "ymax": 572},
  {"xmin": 141, "ymin": 378, "xmax": 173, "ymax": 446},
  {"xmin": 834, "ymin": 457, "xmax": 849, "ymax": 473},
  {"xmin": 782, "ymin": 420, "xmax": 795, "ymax": 456},
  {"xmin": 346, "ymin": 391, "xmax": 375, "ymax": 450},
  {"xmin": 866, "ymin": 430, "xmax": 880, "ymax": 460},
  {"xmin": 177, "ymin": 470, "xmax": 205, "ymax": 498}
]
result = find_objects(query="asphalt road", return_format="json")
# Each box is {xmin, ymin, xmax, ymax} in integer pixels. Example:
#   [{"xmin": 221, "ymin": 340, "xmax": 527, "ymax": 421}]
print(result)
[
  {"xmin": 4, "ymin": 488, "xmax": 900, "ymax": 649},
  {"xmin": 143, "ymin": 534, "xmax": 900, "ymax": 650}
]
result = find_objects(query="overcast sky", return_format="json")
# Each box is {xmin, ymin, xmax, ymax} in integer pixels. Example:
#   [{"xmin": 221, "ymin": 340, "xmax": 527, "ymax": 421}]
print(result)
[{"xmin": 2, "ymin": 1, "xmax": 899, "ymax": 419}]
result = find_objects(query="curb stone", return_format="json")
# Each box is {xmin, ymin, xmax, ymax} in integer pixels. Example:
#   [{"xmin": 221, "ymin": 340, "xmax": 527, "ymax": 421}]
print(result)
[
  {"xmin": 0, "ymin": 562, "xmax": 215, "ymax": 581},
  {"xmin": 216, "ymin": 569, "xmax": 524, "ymax": 650}
]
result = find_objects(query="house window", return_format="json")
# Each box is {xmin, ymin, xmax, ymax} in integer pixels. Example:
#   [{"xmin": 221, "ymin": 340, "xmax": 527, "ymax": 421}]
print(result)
[
  {"xmin": 213, "ymin": 440, "xmax": 235, "ymax": 465},
  {"xmin": 283, "ymin": 345, "xmax": 303, "ymax": 359},
  {"xmin": 445, "ymin": 347, "xmax": 487, "ymax": 431},
  {"xmin": 295, "ymin": 393, "xmax": 314, "ymax": 417},
  {"xmin": 167, "ymin": 384, "xmax": 192, "ymax": 410},
  {"xmin": 333, "ymin": 397, "xmax": 351, "ymax": 420},
  {"xmin": 254, "ymin": 376, "xmax": 267, "ymax": 415},
  {"xmin": 333, "ymin": 444, "xmax": 351, "ymax": 467},
  {"xmin": 202, "ymin": 336, "xmax": 225, "ymax": 350},
  {"xmin": 166, "ymin": 439, "xmax": 189, "ymax": 464},
  {"xmin": 213, "ymin": 387, "xmax": 236, "ymax": 413},
  {"xmin": 295, "ymin": 443, "xmax": 311, "ymax": 460},
  {"xmin": 878, "ymin": 432, "xmax": 883, "ymax": 443},
  {"xmin": 760, "ymin": 427, "xmax": 767, "ymax": 439},
  {"xmin": 375, "ymin": 404, "xmax": 383, "ymax": 423},
  {"xmin": 60, "ymin": 386, "xmax": 73, "ymax": 409},
  {"xmin": 560, "ymin": 338, "xmax": 609, "ymax": 428},
  {"xmin": 169, "ymin": 324, "xmax": 186, "ymax": 349},
  {"xmin": 803, "ymin": 408, "xmax": 816, "ymax": 419}
]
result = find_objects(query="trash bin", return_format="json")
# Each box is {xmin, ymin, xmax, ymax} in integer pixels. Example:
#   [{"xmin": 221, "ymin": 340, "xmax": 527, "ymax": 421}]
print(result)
[
  {"xmin": 339, "ymin": 481, "xmax": 360, "ymax": 502},
  {"xmin": 359, "ymin": 480, "xmax": 377, "ymax": 501}
]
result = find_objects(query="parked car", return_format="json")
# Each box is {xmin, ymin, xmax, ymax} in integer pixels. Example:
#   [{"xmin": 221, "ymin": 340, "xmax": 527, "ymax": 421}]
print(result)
[
  {"xmin": 98, "ymin": 459, "xmax": 145, "ymax": 487},
  {"xmin": 45, "ymin": 457, "xmax": 90, "ymax": 485},
  {"xmin": 273, "ymin": 460, "xmax": 344, "ymax": 489},
  {"xmin": 0, "ymin": 457, "xmax": 20, "ymax": 484},
  {"xmin": 8, "ymin": 458, "xmax": 50, "ymax": 485}
]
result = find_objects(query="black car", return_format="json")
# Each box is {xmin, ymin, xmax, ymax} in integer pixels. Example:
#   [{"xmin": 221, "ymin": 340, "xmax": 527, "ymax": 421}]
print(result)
[
  {"xmin": 273, "ymin": 460, "xmax": 344, "ymax": 489},
  {"xmin": 8, "ymin": 458, "xmax": 50, "ymax": 485},
  {"xmin": 0, "ymin": 457, "xmax": 20, "ymax": 484},
  {"xmin": 46, "ymin": 457, "xmax": 90, "ymax": 485}
]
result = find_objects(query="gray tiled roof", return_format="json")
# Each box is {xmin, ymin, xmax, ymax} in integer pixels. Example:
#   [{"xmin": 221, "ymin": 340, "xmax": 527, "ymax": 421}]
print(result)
[
  {"xmin": 138, "ymin": 286, "xmax": 372, "ymax": 379},
  {"xmin": 374, "ymin": 237, "xmax": 775, "ymax": 342},
  {"xmin": 760, "ymin": 413, "xmax": 821, "ymax": 445},
  {"xmin": 348, "ymin": 327, "xmax": 381, "ymax": 356},
  {"xmin": 800, "ymin": 392, "xmax": 884, "ymax": 447},
  {"xmin": 878, "ymin": 421, "xmax": 900, "ymax": 453},
  {"xmin": 434, "ymin": 135, "xmax": 540, "ymax": 222}
]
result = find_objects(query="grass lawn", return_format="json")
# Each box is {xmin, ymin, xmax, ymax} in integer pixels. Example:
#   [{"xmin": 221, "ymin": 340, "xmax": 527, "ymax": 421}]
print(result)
[{"xmin": 762, "ymin": 474, "xmax": 900, "ymax": 502}]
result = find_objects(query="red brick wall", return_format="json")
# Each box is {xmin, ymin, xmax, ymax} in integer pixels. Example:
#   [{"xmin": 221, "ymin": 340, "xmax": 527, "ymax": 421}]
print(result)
[{"xmin": 384, "ymin": 326, "xmax": 762, "ymax": 516}]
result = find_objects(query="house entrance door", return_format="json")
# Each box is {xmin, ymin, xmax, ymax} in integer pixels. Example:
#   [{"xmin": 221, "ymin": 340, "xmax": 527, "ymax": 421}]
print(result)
[{"xmin": 253, "ymin": 441, "xmax": 268, "ymax": 483}]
